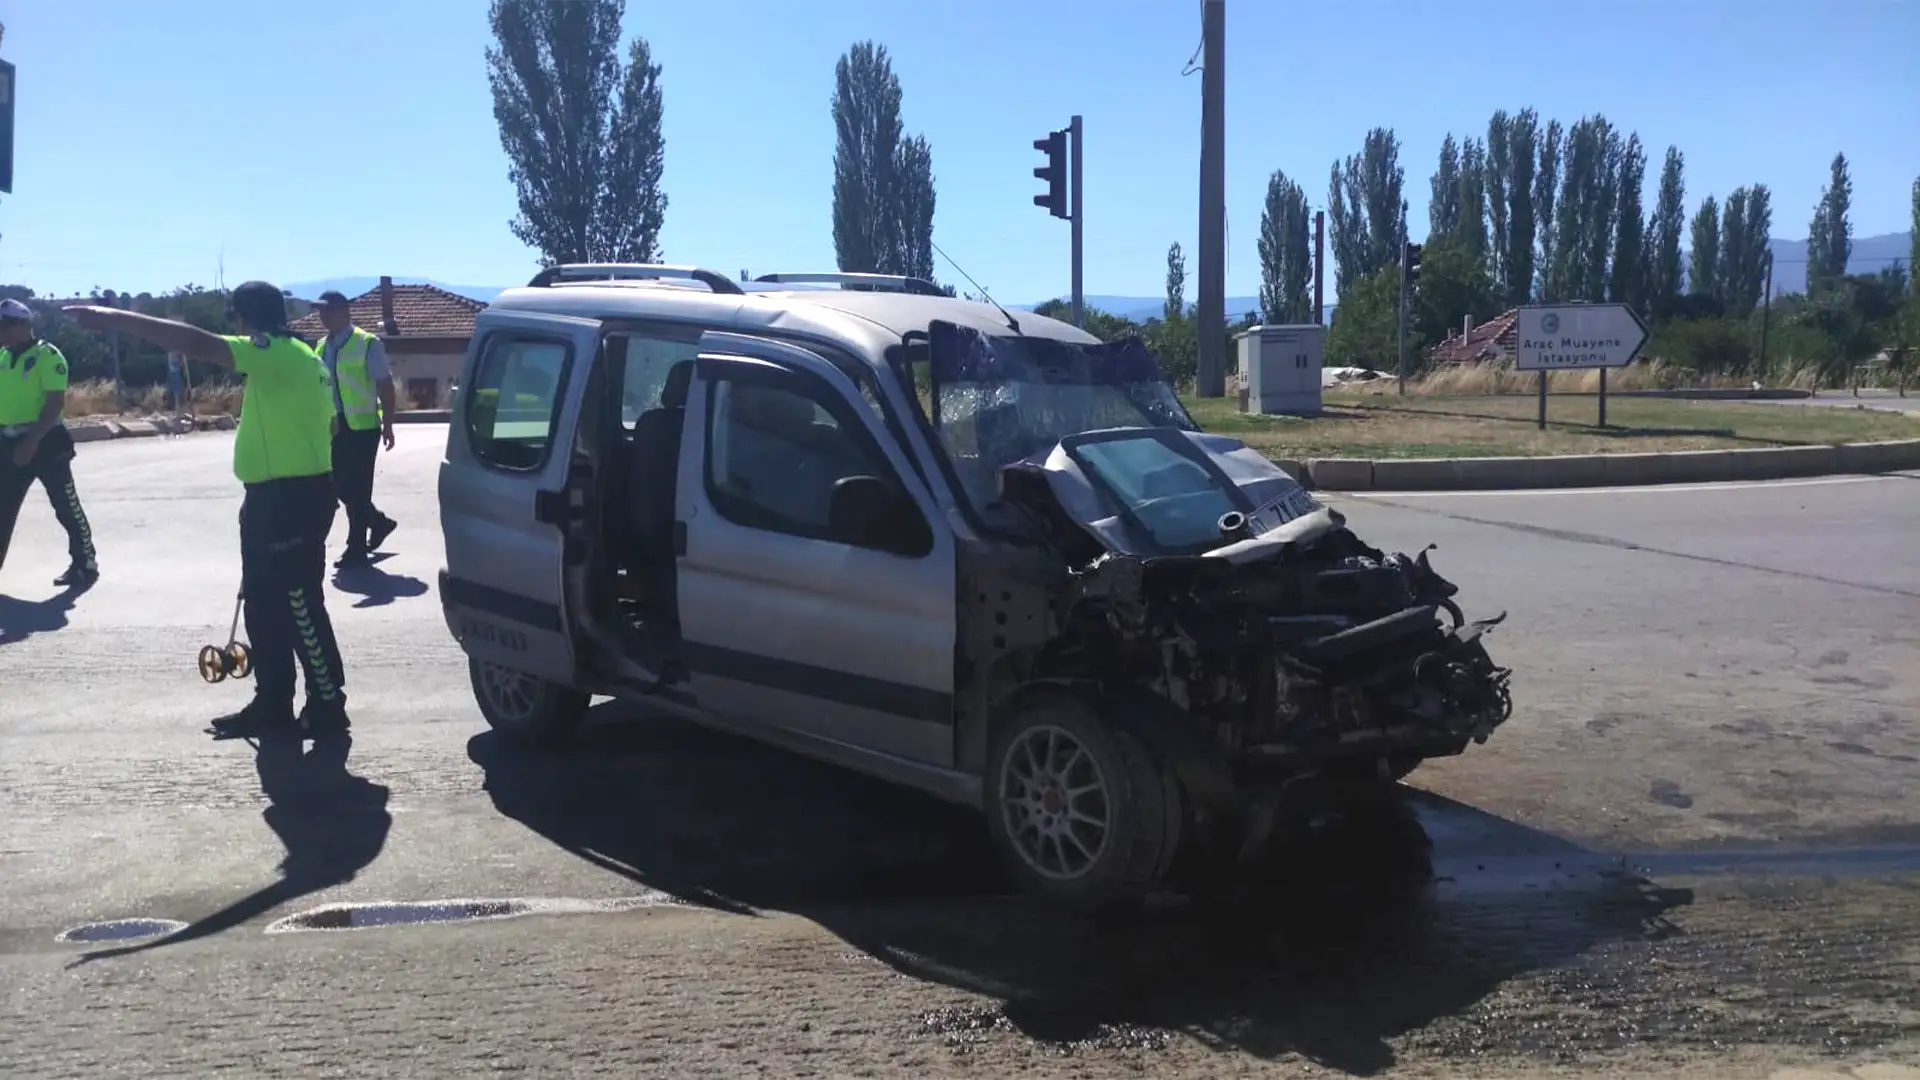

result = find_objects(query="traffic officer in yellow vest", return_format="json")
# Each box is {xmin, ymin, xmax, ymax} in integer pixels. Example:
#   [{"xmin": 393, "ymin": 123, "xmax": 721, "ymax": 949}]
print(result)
[
  {"xmin": 0, "ymin": 298, "xmax": 100, "ymax": 588},
  {"xmin": 66, "ymin": 282, "xmax": 351, "ymax": 740},
  {"xmin": 311, "ymin": 290, "xmax": 398, "ymax": 569}
]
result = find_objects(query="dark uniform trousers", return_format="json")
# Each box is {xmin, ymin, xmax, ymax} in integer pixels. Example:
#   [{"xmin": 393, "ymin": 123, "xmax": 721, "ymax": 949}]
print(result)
[
  {"xmin": 0, "ymin": 425, "xmax": 97, "ymax": 575},
  {"xmin": 332, "ymin": 424, "xmax": 384, "ymax": 551},
  {"xmin": 240, "ymin": 473, "xmax": 346, "ymax": 708}
]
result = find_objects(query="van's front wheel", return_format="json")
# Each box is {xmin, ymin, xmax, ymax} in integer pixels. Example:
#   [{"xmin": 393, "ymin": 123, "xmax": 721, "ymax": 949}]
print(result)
[
  {"xmin": 468, "ymin": 657, "xmax": 588, "ymax": 749},
  {"xmin": 984, "ymin": 694, "xmax": 1181, "ymax": 910}
]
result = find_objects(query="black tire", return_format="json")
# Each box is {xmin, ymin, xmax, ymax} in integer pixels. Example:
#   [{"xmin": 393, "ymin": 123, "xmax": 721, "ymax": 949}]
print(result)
[
  {"xmin": 983, "ymin": 693, "xmax": 1182, "ymax": 911},
  {"xmin": 467, "ymin": 656, "xmax": 590, "ymax": 749}
]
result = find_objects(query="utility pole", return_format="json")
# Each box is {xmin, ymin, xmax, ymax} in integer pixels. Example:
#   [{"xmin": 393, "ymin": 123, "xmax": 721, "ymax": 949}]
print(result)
[
  {"xmin": 1758, "ymin": 247, "xmax": 1775, "ymax": 382},
  {"xmin": 1069, "ymin": 114, "xmax": 1084, "ymax": 329},
  {"xmin": 1313, "ymin": 209, "xmax": 1325, "ymax": 325},
  {"xmin": 1195, "ymin": 0, "xmax": 1226, "ymax": 397},
  {"xmin": 1396, "ymin": 210, "xmax": 1409, "ymax": 396}
]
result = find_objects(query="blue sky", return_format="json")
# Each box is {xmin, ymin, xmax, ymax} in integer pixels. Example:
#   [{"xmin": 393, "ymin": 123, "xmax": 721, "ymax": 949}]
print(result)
[{"xmin": 2, "ymin": 0, "xmax": 1916, "ymax": 303}]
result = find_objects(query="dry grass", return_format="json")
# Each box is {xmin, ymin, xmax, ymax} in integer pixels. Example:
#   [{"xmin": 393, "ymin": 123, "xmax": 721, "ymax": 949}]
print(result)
[
  {"xmin": 61, "ymin": 378, "xmax": 423, "ymax": 419},
  {"xmin": 1188, "ymin": 390, "xmax": 1918, "ymax": 460},
  {"xmin": 1384, "ymin": 358, "xmax": 1759, "ymax": 397}
]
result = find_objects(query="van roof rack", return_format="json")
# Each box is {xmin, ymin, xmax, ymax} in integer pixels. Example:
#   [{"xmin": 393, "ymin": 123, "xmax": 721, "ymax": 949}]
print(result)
[
  {"xmin": 752, "ymin": 272, "xmax": 947, "ymax": 297},
  {"xmin": 527, "ymin": 263, "xmax": 744, "ymax": 295}
]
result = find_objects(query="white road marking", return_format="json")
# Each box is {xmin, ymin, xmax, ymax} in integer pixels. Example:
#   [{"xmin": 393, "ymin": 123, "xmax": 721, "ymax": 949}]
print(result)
[{"xmin": 1325, "ymin": 473, "xmax": 1915, "ymax": 500}]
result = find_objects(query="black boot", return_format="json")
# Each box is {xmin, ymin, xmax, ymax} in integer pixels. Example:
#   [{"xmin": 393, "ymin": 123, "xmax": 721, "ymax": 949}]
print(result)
[
  {"xmin": 54, "ymin": 561, "xmax": 99, "ymax": 588},
  {"xmin": 367, "ymin": 514, "xmax": 398, "ymax": 553},
  {"xmin": 207, "ymin": 697, "xmax": 297, "ymax": 740},
  {"xmin": 299, "ymin": 695, "xmax": 351, "ymax": 739}
]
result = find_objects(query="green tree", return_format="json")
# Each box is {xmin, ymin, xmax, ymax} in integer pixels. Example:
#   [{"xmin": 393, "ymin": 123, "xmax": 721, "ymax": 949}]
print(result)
[
  {"xmin": 1456, "ymin": 136, "xmax": 1490, "ymax": 265},
  {"xmin": 830, "ymin": 41, "xmax": 936, "ymax": 277},
  {"xmin": 1719, "ymin": 184, "xmax": 1772, "ymax": 315},
  {"xmin": 1428, "ymin": 134, "xmax": 1461, "ymax": 240},
  {"xmin": 1410, "ymin": 238, "xmax": 1499, "ymax": 350},
  {"xmin": 1806, "ymin": 152, "xmax": 1853, "ymax": 295},
  {"xmin": 1545, "ymin": 115, "xmax": 1621, "ymax": 303},
  {"xmin": 1164, "ymin": 242, "xmax": 1187, "ymax": 322},
  {"xmin": 1257, "ymin": 170, "xmax": 1313, "ymax": 323},
  {"xmin": 1689, "ymin": 195, "xmax": 1720, "ymax": 298},
  {"xmin": 1647, "ymin": 146, "xmax": 1687, "ymax": 313},
  {"xmin": 1718, "ymin": 188, "xmax": 1750, "ymax": 311},
  {"xmin": 1326, "ymin": 127, "xmax": 1404, "ymax": 293},
  {"xmin": 485, "ymin": 0, "xmax": 667, "ymax": 264},
  {"xmin": 1609, "ymin": 133, "xmax": 1647, "ymax": 311},
  {"xmin": 1325, "ymin": 266, "xmax": 1404, "ymax": 371},
  {"xmin": 1911, "ymin": 176, "xmax": 1919, "ymax": 298},
  {"xmin": 1483, "ymin": 108, "xmax": 1543, "ymax": 307},
  {"xmin": 1532, "ymin": 117, "xmax": 1563, "ymax": 300}
]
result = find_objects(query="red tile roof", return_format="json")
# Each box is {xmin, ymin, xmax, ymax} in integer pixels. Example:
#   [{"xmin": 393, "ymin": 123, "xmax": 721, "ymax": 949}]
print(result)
[
  {"xmin": 1425, "ymin": 309, "xmax": 1519, "ymax": 364},
  {"xmin": 289, "ymin": 283, "xmax": 486, "ymax": 339}
]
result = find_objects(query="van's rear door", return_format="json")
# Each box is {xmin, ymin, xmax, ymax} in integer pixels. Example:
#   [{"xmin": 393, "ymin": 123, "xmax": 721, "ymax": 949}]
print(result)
[{"xmin": 438, "ymin": 309, "xmax": 603, "ymax": 681}]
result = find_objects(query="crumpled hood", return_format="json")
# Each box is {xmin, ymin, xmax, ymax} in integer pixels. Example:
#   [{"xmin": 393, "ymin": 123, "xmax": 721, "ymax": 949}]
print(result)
[{"xmin": 1006, "ymin": 428, "xmax": 1331, "ymax": 560}]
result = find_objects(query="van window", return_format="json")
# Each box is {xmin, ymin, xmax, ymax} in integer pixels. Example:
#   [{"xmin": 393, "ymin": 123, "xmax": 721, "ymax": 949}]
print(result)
[
  {"xmin": 705, "ymin": 374, "xmax": 922, "ymax": 549},
  {"xmin": 465, "ymin": 335, "xmax": 570, "ymax": 470},
  {"xmin": 613, "ymin": 332, "xmax": 702, "ymax": 429}
]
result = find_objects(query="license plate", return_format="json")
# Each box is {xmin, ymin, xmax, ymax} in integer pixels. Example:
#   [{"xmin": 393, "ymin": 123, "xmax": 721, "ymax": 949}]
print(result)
[{"xmin": 1247, "ymin": 487, "xmax": 1321, "ymax": 534}]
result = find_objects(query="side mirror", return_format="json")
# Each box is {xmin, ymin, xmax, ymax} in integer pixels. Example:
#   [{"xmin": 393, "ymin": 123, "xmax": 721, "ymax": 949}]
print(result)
[{"xmin": 828, "ymin": 475, "xmax": 932, "ymax": 555}]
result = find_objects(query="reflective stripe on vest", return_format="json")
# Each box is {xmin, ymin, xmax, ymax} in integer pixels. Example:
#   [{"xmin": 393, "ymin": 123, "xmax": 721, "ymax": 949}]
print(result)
[{"xmin": 333, "ymin": 326, "xmax": 382, "ymax": 431}]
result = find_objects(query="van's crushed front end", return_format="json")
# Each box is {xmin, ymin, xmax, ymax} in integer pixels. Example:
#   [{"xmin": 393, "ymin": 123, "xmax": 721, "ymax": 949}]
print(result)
[{"xmin": 923, "ymin": 320, "xmax": 1514, "ymax": 792}]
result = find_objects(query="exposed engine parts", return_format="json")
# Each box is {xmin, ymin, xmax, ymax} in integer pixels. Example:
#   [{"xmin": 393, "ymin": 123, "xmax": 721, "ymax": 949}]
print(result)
[{"xmin": 1041, "ymin": 503, "xmax": 1514, "ymax": 778}]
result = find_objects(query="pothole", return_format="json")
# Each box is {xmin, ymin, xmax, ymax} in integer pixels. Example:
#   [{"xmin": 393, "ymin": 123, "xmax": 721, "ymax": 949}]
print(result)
[
  {"xmin": 264, "ymin": 893, "xmax": 683, "ymax": 934},
  {"xmin": 56, "ymin": 918, "xmax": 189, "ymax": 944}
]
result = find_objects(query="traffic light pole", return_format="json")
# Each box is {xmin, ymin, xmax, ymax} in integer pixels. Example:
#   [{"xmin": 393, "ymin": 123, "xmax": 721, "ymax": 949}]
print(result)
[
  {"xmin": 1397, "ymin": 228, "xmax": 1409, "ymax": 397},
  {"xmin": 1069, "ymin": 115, "xmax": 1084, "ymax": 329}
]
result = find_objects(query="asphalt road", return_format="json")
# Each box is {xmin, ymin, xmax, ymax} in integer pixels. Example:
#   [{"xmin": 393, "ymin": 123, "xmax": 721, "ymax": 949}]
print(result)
[{"xmin": 2, "ymin": 427, "xmax": 1917, "ymax": 1079}]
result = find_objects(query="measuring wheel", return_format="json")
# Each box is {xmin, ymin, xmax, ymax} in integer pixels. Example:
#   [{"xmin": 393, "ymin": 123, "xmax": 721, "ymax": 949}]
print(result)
[{"xmin": 197, "ymin": 590, "xmax": 254, "ymax": 684}]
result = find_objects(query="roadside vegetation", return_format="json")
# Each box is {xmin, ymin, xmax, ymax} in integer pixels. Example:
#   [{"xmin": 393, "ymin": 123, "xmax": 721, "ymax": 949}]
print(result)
[{"xmin": 1186, "ymin": 385, "xmax": 1918, "ymax": 461}]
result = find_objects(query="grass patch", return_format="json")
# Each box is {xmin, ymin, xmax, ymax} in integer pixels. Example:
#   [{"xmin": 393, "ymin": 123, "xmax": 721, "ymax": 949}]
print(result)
[{"xmin": 1187, "ymin": 391, "xmax": 1917, "ymax": 460}]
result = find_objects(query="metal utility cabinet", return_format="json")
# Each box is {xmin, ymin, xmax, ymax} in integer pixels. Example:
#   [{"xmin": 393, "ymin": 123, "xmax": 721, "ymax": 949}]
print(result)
[{"xmin": 1235, "ymin": 324, "xmax": 1324, "ymax": 416}]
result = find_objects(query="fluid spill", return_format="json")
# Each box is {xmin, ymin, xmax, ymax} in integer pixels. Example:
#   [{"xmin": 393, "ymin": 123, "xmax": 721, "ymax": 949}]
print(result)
[
  {"xmin": 55, "ymin": 918, "xmax": 189, "ymax": 944},
  {"xmin": 264, "ymin": 892, "xmax": 682, "ymax": 934}
]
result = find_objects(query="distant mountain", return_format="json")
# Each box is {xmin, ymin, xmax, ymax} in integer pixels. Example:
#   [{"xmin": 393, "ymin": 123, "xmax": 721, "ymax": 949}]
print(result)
[
  {"xmin": 1012, "ymin": 294, "xmax": 1338, "ymax": 324},
  {"xmin": 1746, "ymin": 231, "xmax": 1911, "ymax": 297},
  {"xmin": 282, "ymin": 276, "xmax": 506, "ymax": 304}
]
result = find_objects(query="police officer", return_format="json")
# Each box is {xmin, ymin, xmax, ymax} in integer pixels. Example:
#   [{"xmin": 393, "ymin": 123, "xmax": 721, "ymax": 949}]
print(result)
[
  {"xmin": 0, "ymin": 298, "xmax": 100, "ymax": 587},
  {"xmin": 310, "ymin": 290, "xmax": 398, "ymax": 568},
  {"xmin": 65, "ymin": 282, "xmax": 350, "ymax": 739}
]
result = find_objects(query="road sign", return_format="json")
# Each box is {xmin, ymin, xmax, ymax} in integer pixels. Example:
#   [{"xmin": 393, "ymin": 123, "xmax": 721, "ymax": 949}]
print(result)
[{"xmin": 1514, "ymin": 303, "xmax": 1650, "ymax": 371}]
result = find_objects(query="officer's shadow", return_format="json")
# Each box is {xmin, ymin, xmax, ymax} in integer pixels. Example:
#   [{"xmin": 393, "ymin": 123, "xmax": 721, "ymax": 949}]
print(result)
[
  {"xmin": 0, "ymin": 580, "xmax": 92, "ymax": 646},
  {"xmin": 71, "ymin": 731, "xmax": 392, "ymax": 965},
  {"xmin": 331, "ymin": 554, "xmax": 429, "ymax": 608}
]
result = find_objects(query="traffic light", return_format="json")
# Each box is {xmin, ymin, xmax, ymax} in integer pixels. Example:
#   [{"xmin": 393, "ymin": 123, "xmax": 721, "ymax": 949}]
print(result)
[
  {"xmin": 1404, "ymin": 242, "xmax": 1423, "ymax": 289},
  {"xmin": 1033, "ymin": 129, "xmax": 1067, "ymax": 219}
]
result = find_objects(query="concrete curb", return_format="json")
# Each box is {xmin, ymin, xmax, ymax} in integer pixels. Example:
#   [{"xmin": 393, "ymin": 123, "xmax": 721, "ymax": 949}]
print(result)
[
  {"xmin": 1302, "ymin": 439, "xmax": 1920, "ymax": 492},
  {"xmin": 394, "ymin": 410, "xmax": 452, "ymax": 424}
]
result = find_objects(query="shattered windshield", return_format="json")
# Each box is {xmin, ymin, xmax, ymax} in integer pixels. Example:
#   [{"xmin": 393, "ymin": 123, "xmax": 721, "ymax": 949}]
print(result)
[{"xmin": 925, "ymin": 320, "xmax": 1198, "ymax": 513}]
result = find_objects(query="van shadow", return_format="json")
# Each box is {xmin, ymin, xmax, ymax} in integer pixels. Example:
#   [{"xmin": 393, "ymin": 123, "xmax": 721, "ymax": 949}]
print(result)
[
  {"xmin": 72, "ymin": 731, "xmax": 392, "ymax": 964},
  {"xmin": 469, "ymin": 702, "xmax": 1692, "ymax": 1073},
  {"xmin": 0, "ymin": 581, "xmax": 91, "ymax": 646}
]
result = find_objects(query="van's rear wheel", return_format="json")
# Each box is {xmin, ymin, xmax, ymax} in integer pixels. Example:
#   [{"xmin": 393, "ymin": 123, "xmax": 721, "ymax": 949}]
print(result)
[
  {"xmin": 984, "ymin": 694, "xmax": 1181, "ymax": 910},
  {"xmin": 468, "ymin": 657, "xmax": 588, "ymax": 749}
]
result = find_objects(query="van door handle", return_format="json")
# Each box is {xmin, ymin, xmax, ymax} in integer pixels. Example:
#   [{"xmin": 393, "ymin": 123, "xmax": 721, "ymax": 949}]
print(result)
[
  {"xmin": 534, "ymin": 489, "xmax": 565, "ymax": 524},
  {"xmin": 673, "ymin": 520, "xmax": 687, "ymax": 556}
]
